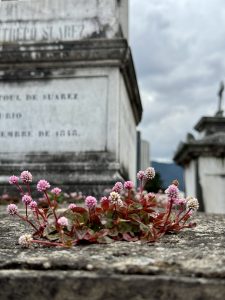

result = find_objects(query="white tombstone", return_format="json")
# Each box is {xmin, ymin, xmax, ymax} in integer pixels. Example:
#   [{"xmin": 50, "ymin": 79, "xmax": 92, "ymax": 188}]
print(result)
[{"xmin": 0, "ymin": 0, "xmax": 142, "ymax": 196}]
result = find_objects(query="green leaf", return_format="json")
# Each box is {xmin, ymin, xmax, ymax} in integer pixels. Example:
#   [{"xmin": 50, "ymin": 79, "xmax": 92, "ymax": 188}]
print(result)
[
  {"xmin": 139, "ymin": 222, "xmax": 150, "ymax": 233},
  {"xmin": 128, "ymin": 213, "xmax": 141, "ymax": 223},
  {"xmin": 47, "ymin": 232, "xmax": 60, "ymax": 241},
  {"xmin": 43, "ymin": 224, "xmax": 60, "ymax": 241},
  {"xmin": 63, "ymin": 209, "xmax": 88, "ymax": 225},
  {"xmin": 117, "ymin": 221, "xmax": 133, "ymax": 233},
  {"xmin": 43, "ymin": 224, "xmax": 57, "ymax": 237},
  {"xmin": 129, "ymin": 203, "xmax": 143, "ymax": 210}
]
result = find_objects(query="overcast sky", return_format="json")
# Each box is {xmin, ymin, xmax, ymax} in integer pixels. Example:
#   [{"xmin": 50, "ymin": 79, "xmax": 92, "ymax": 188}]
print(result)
[{"xmin": 130, "ymin": 0, "xmax": 225, "ymax": 162}]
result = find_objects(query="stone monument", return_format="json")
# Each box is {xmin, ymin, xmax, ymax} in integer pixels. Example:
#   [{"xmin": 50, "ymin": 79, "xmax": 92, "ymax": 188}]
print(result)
[
  {"xmin": 0, "ymin": 0, "xmax": 142, "ymax": 195},
  {"xmin": 174, "ymin": 88, "xmax": 225, "ymax": 213}
]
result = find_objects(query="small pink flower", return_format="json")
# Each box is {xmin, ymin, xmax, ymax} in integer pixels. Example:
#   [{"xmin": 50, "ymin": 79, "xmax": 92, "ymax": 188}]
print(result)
[
  {"xmin": 51, "ymin": 187, "xmax": 62, "ymax": 196},
  {"xmin": 112, "ymin": 182, "xmax": 123, "ymax": 193},
  {"xmin": 165, "ymin": 184, "xmax": 179, "ymax": 202},
  {"xmin": 37, "ymin": 179, "xmax": 50, "ymax": 192},
  {"xmin": 85, "ymin": 196, "xmax": 97, "ymax": 209},
  {"xmin": 20, "ymin": 171, "xmax": 32, "ymax": 183},
  {"xmin": 137, "ymin": 170, "xmax": 145, "ymax": 180},
  {"xmin": 173, "ymin": 198, "xmax": 186, "ymax": 206},
  {"xmin": 22, "ymin": 195, "xmax": 32, "ymax": 205},
  {"xmin": 57, "ymin": 216, "xmax": 68, "ymax": 227},
  {"xmin": 144, "ymin": 167, "xmax": 155, "ymax": 180},
  {"xmin": 9, "ymin": 175, "xmax": 19, "ymax": 185},
  {"xmin": 100, "ymin": 196, "xmax": 109, "ymax": 204},
  {"xmin": 68, "ymin": 203, "xmax": 77, "ymax": 210},
  {"xmin": 124, "ymin": 181, "xmax": 134, "ymax": 190},
  {"xmin": 29, "ymin": 201, "xmax": 38, "ymax": 210},
  {"xmin": 7, "ymin": 204, "xmax": 18, "ymax": 215}
]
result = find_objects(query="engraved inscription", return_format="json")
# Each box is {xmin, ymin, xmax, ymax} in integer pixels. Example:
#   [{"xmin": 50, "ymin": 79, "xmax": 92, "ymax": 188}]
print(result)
[
  {"xmin": 0, "ymin": 23, "xmax": 84, "ymax": 43},
  {"xmin": 0, "ymin": 77, "xmax": 108, "ymax": 152}
]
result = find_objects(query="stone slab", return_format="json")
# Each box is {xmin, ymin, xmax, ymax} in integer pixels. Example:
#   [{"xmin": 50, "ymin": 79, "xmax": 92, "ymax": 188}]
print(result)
[{"xmin": 0, "ymin": 209, "xmax": 225, "ymax": 299}]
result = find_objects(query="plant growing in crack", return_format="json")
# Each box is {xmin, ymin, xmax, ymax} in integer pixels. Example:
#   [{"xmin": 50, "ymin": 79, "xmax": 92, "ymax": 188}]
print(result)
[{"xmin": 7, "ymin": 168, "xmax": 199, "ymax": 248}]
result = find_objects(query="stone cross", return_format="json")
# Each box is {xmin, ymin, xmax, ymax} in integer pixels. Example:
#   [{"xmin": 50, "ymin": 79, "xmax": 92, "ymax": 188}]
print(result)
[{"xmin": 217, "ymin": 81, "xmax": 224, "ymax": 115}]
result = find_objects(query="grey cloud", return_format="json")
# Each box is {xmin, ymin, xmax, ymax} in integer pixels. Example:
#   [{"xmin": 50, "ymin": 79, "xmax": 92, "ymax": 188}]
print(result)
[{"xmin": 130, "ymin": 0, "xmax": 225, "ymax": 161}]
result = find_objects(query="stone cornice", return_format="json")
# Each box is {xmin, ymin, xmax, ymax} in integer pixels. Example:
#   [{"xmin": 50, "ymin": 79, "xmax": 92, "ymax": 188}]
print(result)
[
  {"xmin": 0, "ymin": 38, "xmax": 142, "ymax": 123},
  {"xmin": 174, "ymin": 142, "xmax": 225, "ymax": 166},
  {"xmin": 194, "ymin": 116, "xmax": 225, "ymax": 133}
]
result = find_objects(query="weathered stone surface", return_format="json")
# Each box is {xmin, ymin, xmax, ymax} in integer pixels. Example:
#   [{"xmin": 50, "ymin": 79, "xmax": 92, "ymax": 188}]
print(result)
[
  {"xmin": 0, "ymin": 0, "xmax": 128, "ymax": 42},
  {"xmin": 0, "ymin": 208, "xmax": 225, "ymax": 299}
]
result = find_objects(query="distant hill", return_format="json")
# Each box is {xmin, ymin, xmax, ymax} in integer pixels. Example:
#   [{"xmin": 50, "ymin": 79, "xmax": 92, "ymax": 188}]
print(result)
[{"xmin": 152, "ymin": 161, "xmax": 185, "ymax": 191}]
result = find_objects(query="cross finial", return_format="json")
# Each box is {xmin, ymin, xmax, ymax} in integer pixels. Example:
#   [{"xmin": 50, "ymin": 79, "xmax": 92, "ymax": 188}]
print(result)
[{"xmin": 216, "ymin": 81, "xmax": 224, "ymax": 116}]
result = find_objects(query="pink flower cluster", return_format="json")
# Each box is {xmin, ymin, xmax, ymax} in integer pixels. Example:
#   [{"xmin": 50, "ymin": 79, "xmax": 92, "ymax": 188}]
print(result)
[
  {"xmin": 29, "ymin": 201, "xmax": 38, "ymax": 210},
  {"xmin": 68, "ymin": 203, "xmax": 77, "ymax": 210},
  {"xmin": 112, "ymin": 182, "xmax": 123, "ymax": 193},
  {"xmin": 22, "ymin": 195, "xmax": 32, "ymax": 205},
  {"xmin": 9, "ymin": 175, "xmax": 19, "ymax": 185},
  {"xmin": 165, "ymin": 184, "xmax": 179, "ymax": 202},
  {"xmin": 173, "ymin": 198, "xmax": 186, "ymax": 206},
  {"xmin": 51, "ymin": 187, "xmax": 62, "ymax": 196},
  {"xmin": 137, "ymin": 167, "xmax": 155, "ymax": 181},
  {"xmin": 124, "ymin": 181, "xmax": 134, "ymax": 190},
  {"xmin": 57, "ymin": 217, "xmax": 68, "ymax": 227},
  {"xmin": 100, "ymin": 196, "xmax": 109, "ymax": 205},
  {"xmin": 137, "ymin": 171, "xmax": 145, "ymax": 180},
  {"xmin": 20, "ymin": 171, "xmax": 32, "ymax": 183},
  {"xmin": 85, "ymin": 196, "xmax": 97, "ymax": 209},
  {"xmin": 37, "ymin": 180, "xmax": 50, "ymax": 192},
  {"xmin": 7, "ymin": 204, "xmax": 18, "ymax": 215}
]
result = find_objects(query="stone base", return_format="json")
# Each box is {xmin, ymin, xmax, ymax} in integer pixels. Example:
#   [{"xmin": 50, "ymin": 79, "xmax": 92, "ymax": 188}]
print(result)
[
  {"xmin": 0, "ymin": 152, "xmax": 124, "ymax": 197},
  {"xmin": 0, "ymin": 211, "xmax": 225, "ymax": 300}
]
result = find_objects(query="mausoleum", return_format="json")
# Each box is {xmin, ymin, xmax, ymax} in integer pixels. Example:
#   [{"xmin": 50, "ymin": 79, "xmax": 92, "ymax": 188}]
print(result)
[{"xmin": 174, "ymin": 113, "xmax": 225, "ymax": 213}]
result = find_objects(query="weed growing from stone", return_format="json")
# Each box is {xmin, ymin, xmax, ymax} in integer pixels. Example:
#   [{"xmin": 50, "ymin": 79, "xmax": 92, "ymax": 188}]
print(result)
[{"xmin": 7, "ymin": 169, "xmax": 199, "ymax": 248}]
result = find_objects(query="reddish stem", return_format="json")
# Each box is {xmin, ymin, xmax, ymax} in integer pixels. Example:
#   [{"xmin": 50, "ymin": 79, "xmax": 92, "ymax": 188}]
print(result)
[
  {"xmin": 161, "ymin": 199, "xmax": 173, "ymax": 232},
  {"xmin": 34, "ymin": 211, "xmax": 42, "ymax": 227},
  {"xmin": 140, "ymin": 178, "xmax": 146, "ymax": 194},
  {"xmin": 15, "ymin": 183, "xmax": 24, "ymax": 195},
  {"xmin": 26, "ymin": 183, "xmax": 31, "ymax": 196},
  {"xmin": 44, "ymin": 191, "xmax": 58, "ymax": 223},
  {"xmin": 88, "ymin": 208, "xmax": 91, "ymax": 224},
  {"xmin": 177, "ymin": 209, "xmax": 192, "ymax": 224},
  {"xmin": 25, "ymin": 204, "xmax": 28, "ymax": 218},
  {"xmin": 16, "ymin": 213, "xmax": 39, "ymax": 231},
  {"xmin": 175, "ymin": 207, "xmax": 184, "ymax": 222},
  {"xmin": 31, "ymin": 240, "xmax": 68, "ymax": 247},
  {"xmin": 36, "ymin": 208, "xmax": 48, "ymax": 223},
  {"xmin": 112, "ymin": 204, "xmax": 117, "ymax": 219}
]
